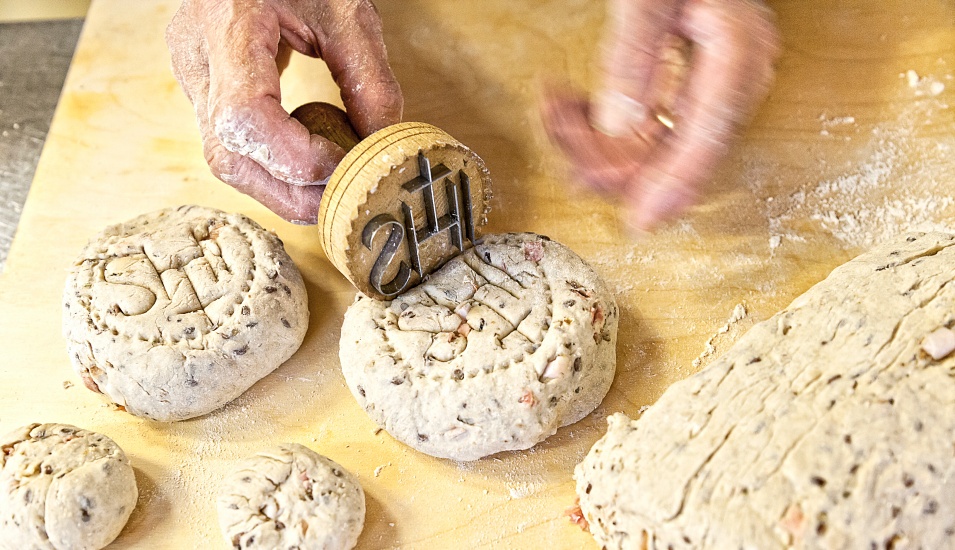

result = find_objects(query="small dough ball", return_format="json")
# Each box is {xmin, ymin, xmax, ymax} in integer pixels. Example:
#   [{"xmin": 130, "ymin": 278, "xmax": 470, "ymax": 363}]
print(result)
[
  {"xmin": 0, "ymin": 423, "xmax": 138, "ymax": 550},
  {"xmin": 217, "ymin": 443, "xmax": 365, "ymax": 550},
  {"xmin": 62, "ymin": 205, "xmax": 309, "ymax": 421}
]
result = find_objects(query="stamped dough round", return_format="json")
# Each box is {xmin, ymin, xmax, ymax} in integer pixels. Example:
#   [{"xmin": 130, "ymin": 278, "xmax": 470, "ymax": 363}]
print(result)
[
  {"xmin": 340, "ymin": 232, "xmax": 618, "ymax": 461},
  {"xmin": 62, "ymin": 205, "xmax": 309, "ymax": 421},
  {"xmin": 217, "ymin": 443, "xmax": 365, "ymax": 550},
  {"xmin": 0, "ymin": 423, "xmax": 138, "ymax": 550}
]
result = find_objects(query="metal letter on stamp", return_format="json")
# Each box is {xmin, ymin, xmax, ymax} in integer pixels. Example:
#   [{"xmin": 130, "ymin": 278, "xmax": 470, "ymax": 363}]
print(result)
[{"xmin": 362, "ymin": 152, "xmax": 476, "ymax": 298}]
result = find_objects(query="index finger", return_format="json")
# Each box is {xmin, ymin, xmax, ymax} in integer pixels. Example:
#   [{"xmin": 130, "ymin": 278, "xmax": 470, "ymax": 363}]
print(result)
[
  {"xmin": 204, "ymin": 1, "xmax": 346, "ymax": 186},
  {"xmin": 312, "ymin": 0, "xmax": 404, "ymax": 137}
]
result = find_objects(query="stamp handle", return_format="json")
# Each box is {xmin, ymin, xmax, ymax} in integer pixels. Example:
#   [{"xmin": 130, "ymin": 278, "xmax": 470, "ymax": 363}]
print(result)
[
  {"xmin": 290, "ymin": 102, "xmax": 361, "ymax": 153},
  {"xmin": 298, "ymin": 106, "xmax": 493, "ymax": 300}
]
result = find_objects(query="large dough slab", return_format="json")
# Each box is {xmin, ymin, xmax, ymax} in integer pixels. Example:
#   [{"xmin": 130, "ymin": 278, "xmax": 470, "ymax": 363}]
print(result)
[{"xmin": 577, "ymin": 232, "xmax": 955, "ymax": 549}]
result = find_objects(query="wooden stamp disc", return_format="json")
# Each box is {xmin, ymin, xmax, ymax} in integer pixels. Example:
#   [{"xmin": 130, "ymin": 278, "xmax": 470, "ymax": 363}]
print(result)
[{"xmin": 317, "ymin": 122, "xmax": 492, "ymax": 300}]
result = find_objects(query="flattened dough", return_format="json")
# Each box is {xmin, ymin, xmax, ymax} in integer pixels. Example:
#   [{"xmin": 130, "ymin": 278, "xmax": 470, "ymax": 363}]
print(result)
[
  {"xmin": 577, "ymin": 232, "xmax": 955, "ymax": 549},
  {"xmin": 341, "ymin": 233, "xmax": 618, "ymax": 461},
  {"xmin": 62, "ymin": 205, "xmax": 309, "ymax": 421},
  {"xmin": 217, "ymin": 443, "xmax": 364, "ymax": 550},
  {"xmin": 0, "ymin": 423, "xmax": 138, "ymax": 550}
]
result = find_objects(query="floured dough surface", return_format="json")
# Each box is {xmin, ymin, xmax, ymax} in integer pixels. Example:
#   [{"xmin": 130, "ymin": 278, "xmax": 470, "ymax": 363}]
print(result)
[
  {"xmin": 217, "ymin": 443, "xmax": 365, "ymax": 550},
  {"xmin": 0, "ymin": 423, "xmax": 138, "ymax": 550},
  {"xmin": 577, "ymin": 232, "xmax": 955, "ymax": 549},
  {"xmin": 62, "ymin": 205, "xmax": 309, "ymax": 421},
  {"xmin": 340, "ymin": 233, "xmax": 618, "ymax": 461}
]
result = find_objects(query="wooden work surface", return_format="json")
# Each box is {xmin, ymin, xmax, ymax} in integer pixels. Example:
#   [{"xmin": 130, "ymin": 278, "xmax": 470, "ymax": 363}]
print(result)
[{"xmin": 1, "ymin": 0, "xmax": 953, "ymax": 547}]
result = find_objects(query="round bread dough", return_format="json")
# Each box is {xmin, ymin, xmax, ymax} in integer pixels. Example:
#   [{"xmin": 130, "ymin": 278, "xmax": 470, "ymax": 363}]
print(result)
[
  {"xmin": 576, "ymin": 232, "xmax": 955, "ymax": 549},
  {"xmin": 217, "ymin": 443, "xmax": 365, "ymax": 550},
  {"xmin": 0, "ymin": 423, "xmax": 138, "ymax": 550},
  {"xmin": 62, "ymin": 205, "xmax": 309, "ymax": 421},
  {"xmin": 340, "ymin": 232, "xmax": 618, "ymax": 461}
]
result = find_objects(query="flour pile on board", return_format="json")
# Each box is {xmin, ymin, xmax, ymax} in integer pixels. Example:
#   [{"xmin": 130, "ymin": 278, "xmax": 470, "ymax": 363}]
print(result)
[
  {"xmin": 746, "ymin": 71, "xmax": 955, "ymax": 251},
  {"xmin": 692, "ymin": 303, "xmax": 748, "ymax": 368},
  {"xmin": 903, "ymin": 69, "xmax": 948, "ymax": 97},
  {"xmin": 818, "ymin": 113, "xmax": 856, "ymax": 136},
  {"xmin": 808, "ymin": 128, "xmax": 954, "ymax": 248}
]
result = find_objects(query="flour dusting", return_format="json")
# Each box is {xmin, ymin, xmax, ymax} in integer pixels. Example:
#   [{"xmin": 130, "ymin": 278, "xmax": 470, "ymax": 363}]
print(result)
[
  {"xmin": 747, "ymin": 73, "xmax": 955, "ymax": 251},
  {"xmin": 693, "ymin": 303, "xmax": 748, "ymax": 368},
  {"xmin": 903, "ymin": 69, "xmax": 948, "ymax": 97}
]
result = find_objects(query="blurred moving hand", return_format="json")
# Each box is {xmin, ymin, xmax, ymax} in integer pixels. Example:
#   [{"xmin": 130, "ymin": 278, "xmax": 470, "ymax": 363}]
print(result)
[
  {"xmin": 542, "ymin": 0, "xmax": 780, "ymax": 232},
  {"xmin": 166, "ymin": 0, "xmax": 403, "ymax": 224}
]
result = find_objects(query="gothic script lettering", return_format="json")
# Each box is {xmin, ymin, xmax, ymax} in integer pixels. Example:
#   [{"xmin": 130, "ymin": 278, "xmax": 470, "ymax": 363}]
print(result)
[{"xmin": 362, "ymin": 152, "xmax": 476, "ymax": 297}]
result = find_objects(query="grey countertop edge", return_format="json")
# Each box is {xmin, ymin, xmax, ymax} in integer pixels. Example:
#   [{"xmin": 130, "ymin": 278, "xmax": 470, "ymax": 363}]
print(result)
[{"xmin": 0, "ymin": 18, "xmax": 85, "ymax": 273}]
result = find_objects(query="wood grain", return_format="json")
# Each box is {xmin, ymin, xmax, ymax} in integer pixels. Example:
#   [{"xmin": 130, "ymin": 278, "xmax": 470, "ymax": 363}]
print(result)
[{"xmin": 0, "ymin": 0, "xmax": 952, "ymax": 548}]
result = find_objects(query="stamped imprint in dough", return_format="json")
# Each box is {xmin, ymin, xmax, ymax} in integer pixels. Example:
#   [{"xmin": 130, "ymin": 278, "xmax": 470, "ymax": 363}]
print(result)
[
  {"xmin": 62, "ymin": 205, "xmax": 309, "ymax": 421},
  {"xmin": 341, "ymin": 232, "xmax": 618, "ymax": 460}
]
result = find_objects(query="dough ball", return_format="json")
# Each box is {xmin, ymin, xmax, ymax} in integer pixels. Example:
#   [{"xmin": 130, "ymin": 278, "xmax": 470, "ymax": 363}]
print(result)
[
  {"xmin": 341, "ymin": 232, "xmax": 618, "ymax": 461},
  {"xmin": 62, "ymin": 205, "xmax": 309, "ymax": 421},
  {"xmin": 576, "ymin": 232, "xmax": 955, "ymax": 549},
  {"xmin": 0, "ymin": 423, "xmax": 138, "ymax": 550},
  {"xmin": 217, "ymin": 443, "xmax": 365, "ymax": 550}
]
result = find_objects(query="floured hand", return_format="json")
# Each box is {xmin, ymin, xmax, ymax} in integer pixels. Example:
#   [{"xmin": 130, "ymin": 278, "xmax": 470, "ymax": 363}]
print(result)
[
  {"xmin": 166, "ymin": 0, "xmax": 403, "ymax": 223},
  {"xmin": 542, "ymin": 0, "xmax": 780, "ymax": 232}
]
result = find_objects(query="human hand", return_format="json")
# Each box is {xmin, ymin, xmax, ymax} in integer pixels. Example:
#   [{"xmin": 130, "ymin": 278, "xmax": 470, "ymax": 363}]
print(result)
[
  {"xmin": 541, "ymin": 0, "xmax": 780, "ymax": 232},
  {"xmin": 166, "ymin": 0, "xmax": 403, "ymax": 224}
]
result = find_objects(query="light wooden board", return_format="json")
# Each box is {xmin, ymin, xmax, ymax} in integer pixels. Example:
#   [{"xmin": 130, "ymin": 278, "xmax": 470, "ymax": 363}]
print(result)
[{"xmin": 0, "ymin": 0, "xmax": 953, "ymax": 548}]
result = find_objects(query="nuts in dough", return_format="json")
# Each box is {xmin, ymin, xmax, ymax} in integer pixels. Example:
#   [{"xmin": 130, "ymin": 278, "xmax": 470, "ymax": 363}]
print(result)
[
  {"xmin": 0, "ymin": 423, "xmax": 138, "ymax": 550},
  {"xmin": 217, "ymin": 443, "xmax": 365, "ymax": 550},
  {"xmin": 340, "ymin": 233, "xmax": 618, "ymax": 460},
  {"xmin": 576, "ymin": 232, "xmax": 955, "ymax": 549},
  {"xmin": 62, "ymin": 205, "xmax": 309, "ymax": 421}
]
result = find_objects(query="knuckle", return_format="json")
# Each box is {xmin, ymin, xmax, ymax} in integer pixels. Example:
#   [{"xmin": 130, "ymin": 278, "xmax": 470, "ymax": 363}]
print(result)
[
  {"xmin": 165, "ymin": 17, "xmax": 189, "ymax": 54},
  {"xmin": 287, "ymin": 197, "xmax": 320, "ymax": 224},
  {"xmin": 368, "ymin": 78, "xmax": 405, "ymax": 114},
  {"xmin": 204, "ymin": 142, "xmax": 241, "ymax": 184},
  {"xmin": 340, "ymin": 0, "xmax": 386, "ymax": 37},
  {"xmin": 342, "ymin": 0, "xmax": 380, "ymax": 17},
  {"xmin": 164, "ymin": 21, "xmax": 179, "ymax": 48},
  {"xmin": 210, "ymin": 102, "xmax": 259, "ymax": 151},
  {"xmin": 165, "ymin": 0, "xmax": 200, "ymax": 47}
]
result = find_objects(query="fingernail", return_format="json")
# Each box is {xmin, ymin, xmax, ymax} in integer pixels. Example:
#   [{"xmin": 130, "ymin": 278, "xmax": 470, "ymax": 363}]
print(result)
[{"xmin": 592, "ymin": 89, "xmax": 648, "ymax": 137}]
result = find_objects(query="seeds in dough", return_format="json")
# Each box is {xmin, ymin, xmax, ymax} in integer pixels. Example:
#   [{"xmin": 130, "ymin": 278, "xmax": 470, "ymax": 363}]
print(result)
[
  {"xmin": 0, "ymin": 423, "xmax": 138, "ymax": 550},
  {"xmin": 340, "ymin": 232, "xmax": 618, "ymax": 461},
  {"xmin": 576, "ymin": 232, "xmax": 955, "ymax": 549},
  {"xmin": 62, "ymin": 205, "xmax": 309, "ymax": 421},
  {"xmin": 217, "ymin": 443, "xmax": 365, "ymax": 550}
]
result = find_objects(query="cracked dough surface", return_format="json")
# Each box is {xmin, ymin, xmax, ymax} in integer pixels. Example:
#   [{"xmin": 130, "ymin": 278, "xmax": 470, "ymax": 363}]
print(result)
[
  {"xmin": 217, "ymin": 443, "xmax": 364, "ymax": 550},
  {"xmin": 340, "ymin": 232, "xmax": 618, "ymax": 461},
  {"xmin": 0, "ymin": 423, "xmax": 137, "ymax": 550},
  {"xmin": 577, "ymin": 232, "xmax": 955, "ymax": 549},
  {"xmin": 62, "ymin": 205, "xmax": 309, "ymax": 421}
]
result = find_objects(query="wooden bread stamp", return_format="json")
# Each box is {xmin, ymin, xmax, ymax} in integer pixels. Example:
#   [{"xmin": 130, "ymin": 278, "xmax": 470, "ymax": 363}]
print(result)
[{"xmin": 292, "ymin": 102, "xmax": 492, "ymax": 300}]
